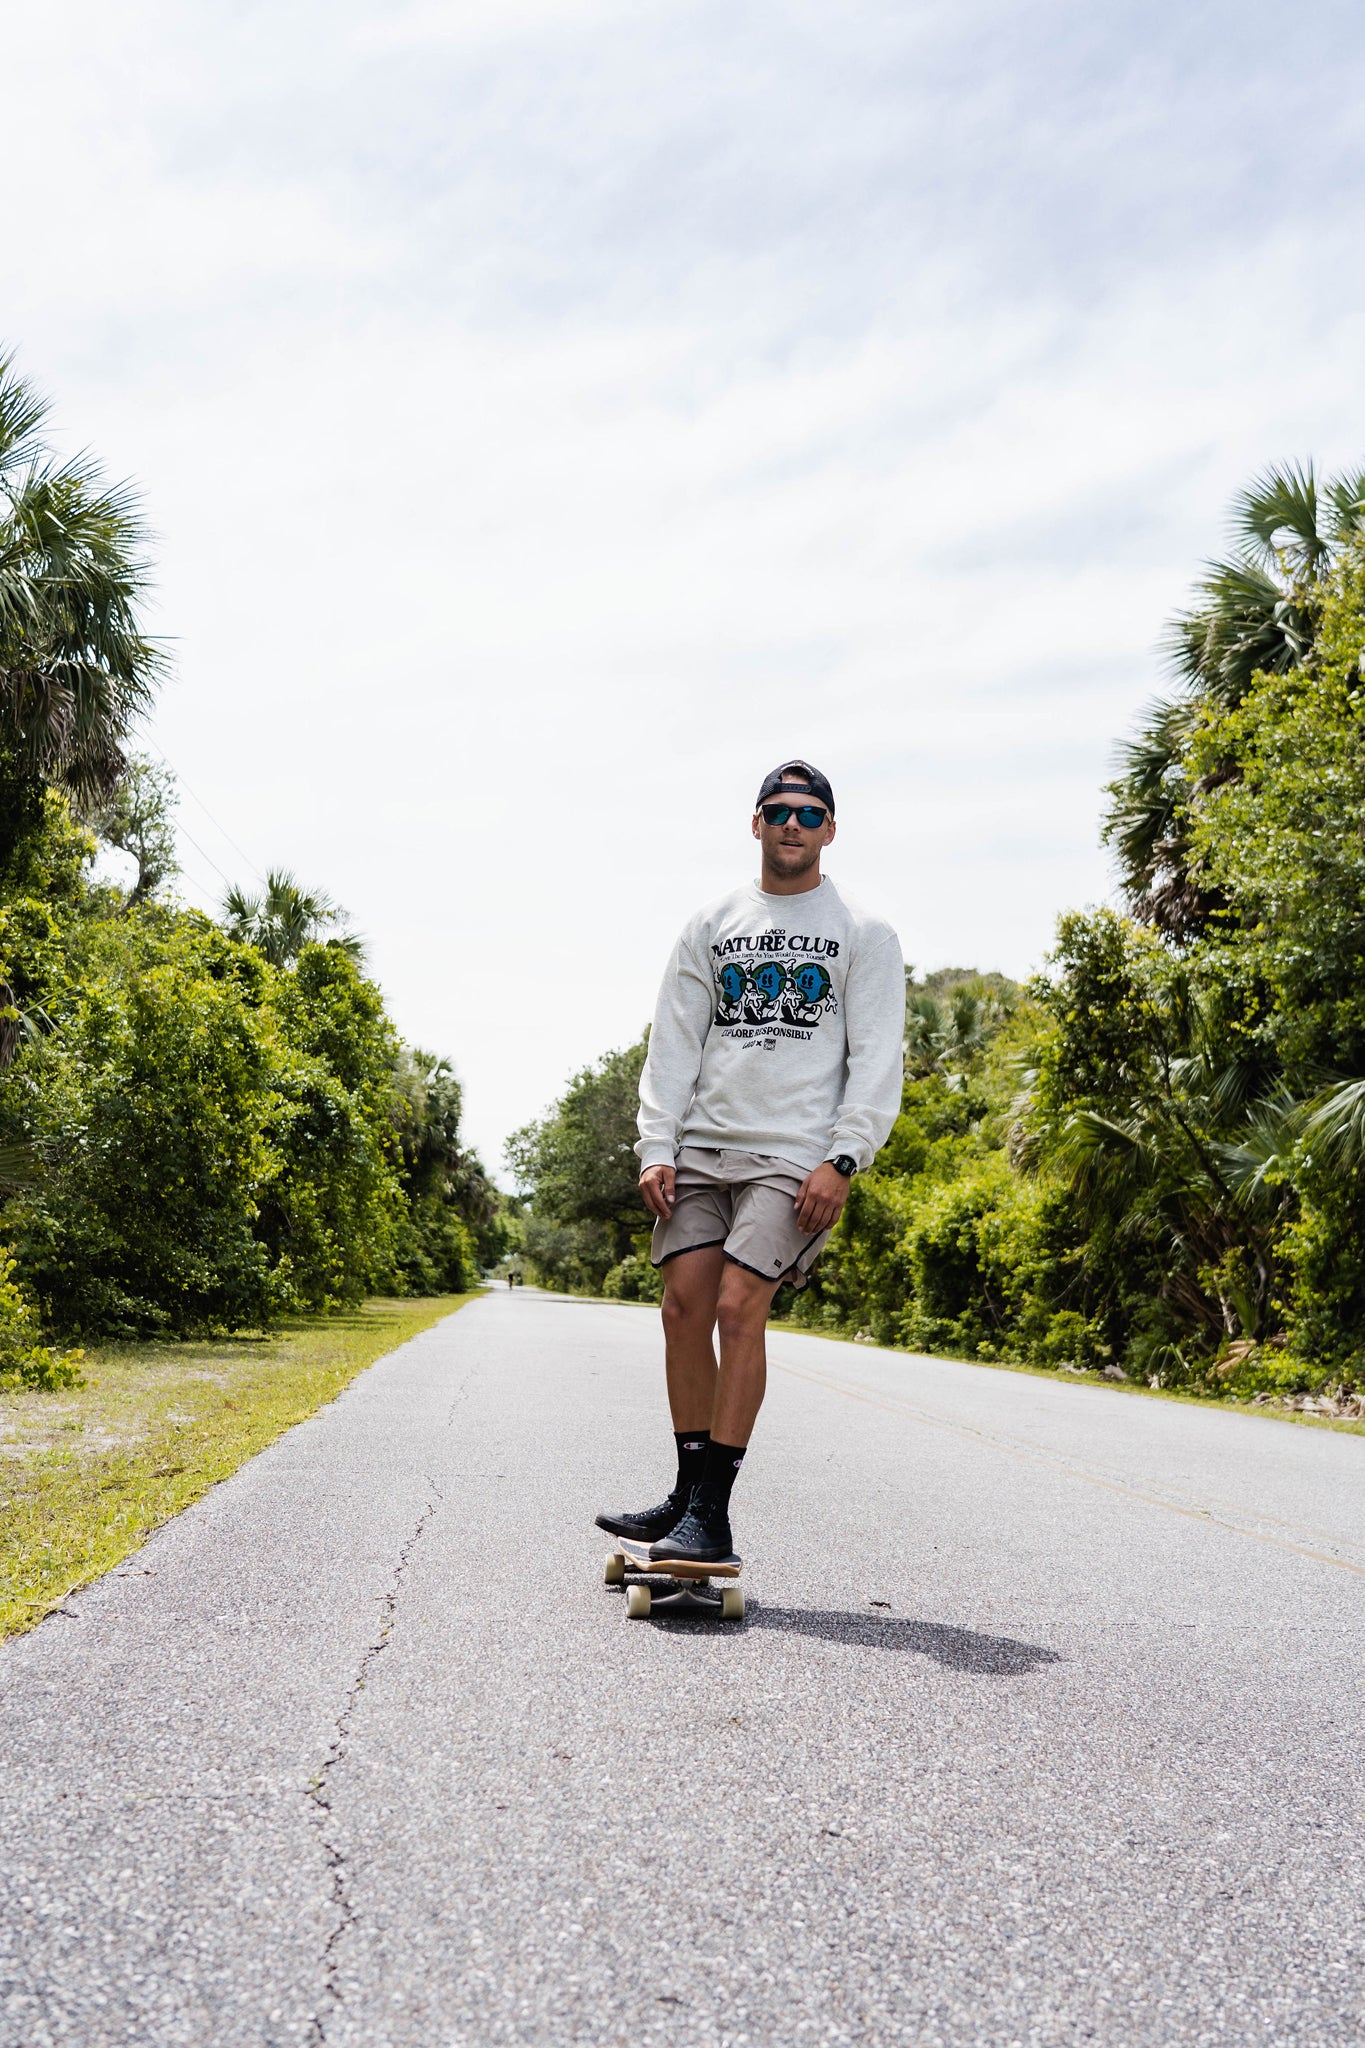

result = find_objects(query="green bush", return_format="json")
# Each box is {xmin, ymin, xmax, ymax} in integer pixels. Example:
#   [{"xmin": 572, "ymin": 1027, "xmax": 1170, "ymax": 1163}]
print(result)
[
  {"xmin": 5, "ymin": 915, "xmax": 283, "ymax": 1335},
  {"xmin": 603, "ymin": 1253, "xmax": 664, "ymax": 1302},
  {"xmin": 900, "ymin": 1160, "xmax": 1048, "ymax": 1358},
  {"xmin": 393, "ymin": 1199, "xmax": 479, "ymax": 1296},
  {"xmin": 0, "ymin": 801, "xmax": 499, "ymax": 1346},
  {"xmin": 0, "ymin": 1252, "xmax": 83, "ymax": 1390}
]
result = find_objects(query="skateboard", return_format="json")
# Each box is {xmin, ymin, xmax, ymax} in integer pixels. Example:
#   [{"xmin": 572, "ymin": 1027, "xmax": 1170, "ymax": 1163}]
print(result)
[{"xmin": 603, "ymin": 1534, "xmax": 745, "ymax": 1621}]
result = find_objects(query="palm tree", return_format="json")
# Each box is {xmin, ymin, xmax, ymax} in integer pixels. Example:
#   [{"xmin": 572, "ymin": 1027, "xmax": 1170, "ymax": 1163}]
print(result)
[
  {"xmin": 1106, "ymin": 461, "xmax": 1365, "ymax": 939},
  {"xmin": 1019, "ymin": 976, "xmax": 1292, "ymax": 1348},
  {"xmin": 223, "ymin": 869, "xmax": 364, "ymax": 967},
  {"xmin": 1170, "ymin": 460, "xmax": 1365, "ymax": 703},
  {"xmin": 908, "ymin": 974, "xmax": 1015, "ymax": 1089},
  {"xmin": 0, "ymin": 982, "xmax": 55, "ymax": 1071},
  {"xmin": 0, "ymin": 356, "xmax": 163, "ymax": 867},
  {"xmin": 904, "ymin": 980, "xmax": 1012, "ymax": 1080}
]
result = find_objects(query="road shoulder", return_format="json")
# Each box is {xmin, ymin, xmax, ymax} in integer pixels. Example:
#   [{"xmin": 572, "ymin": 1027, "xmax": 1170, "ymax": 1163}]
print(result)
[{"xmin": 0, "ymin": 1292, "xmax": 479, "ymax": 1638}]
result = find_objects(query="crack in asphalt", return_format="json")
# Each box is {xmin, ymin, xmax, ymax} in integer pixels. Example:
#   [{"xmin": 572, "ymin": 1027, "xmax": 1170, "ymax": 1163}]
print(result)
[
  {"xmin": 305, "ymin": 1485, "xmax": 442, "ymax": 2042},
  {"xmin": 443, "ymin": 1367, "xmax": 472, "ymax": 1431}
]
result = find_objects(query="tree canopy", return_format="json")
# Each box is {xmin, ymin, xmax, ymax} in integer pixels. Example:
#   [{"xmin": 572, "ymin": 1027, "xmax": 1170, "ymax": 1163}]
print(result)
[
  {"xmin": 1105, "ymin": 461, "xmax": 1365, "ymax": 941},
  {"xmin": 223, "ymin": 869, "xmax": 363, "ymax": 968},
  {"xmin": 0, "ymin": 357, "xmax": 162, "ymax": 872},
  {"xmin": 506, "ymin": 1036, "xmax": 654, "ymax": 1296}
]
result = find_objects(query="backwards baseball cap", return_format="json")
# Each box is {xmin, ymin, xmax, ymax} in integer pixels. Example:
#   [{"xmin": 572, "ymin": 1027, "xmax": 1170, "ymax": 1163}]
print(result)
[{"xmin": 754, "ymin": 758, "xmax": 835, "ymax": 816}]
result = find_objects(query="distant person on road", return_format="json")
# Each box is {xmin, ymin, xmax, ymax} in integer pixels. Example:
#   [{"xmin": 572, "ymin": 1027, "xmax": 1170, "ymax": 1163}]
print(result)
[{"xmin": 595, "ymin": 760, "xmax": 904, "ymax": 1566}]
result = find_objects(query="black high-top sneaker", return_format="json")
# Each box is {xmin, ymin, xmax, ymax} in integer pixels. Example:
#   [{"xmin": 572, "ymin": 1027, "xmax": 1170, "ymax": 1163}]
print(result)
[
  {"xmin": 594, "ymin": 1492, "xmax": 690, "ymax": 1544},
  {"xmin": 647, "ymin": 1494, "xmax": 734, "ymax": 1566}
]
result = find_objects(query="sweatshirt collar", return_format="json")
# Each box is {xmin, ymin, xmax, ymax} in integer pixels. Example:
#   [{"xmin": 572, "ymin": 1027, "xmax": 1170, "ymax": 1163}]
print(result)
[{"xmin": 751, "ymin": 875, "xmax": 829, "ymax": 907}]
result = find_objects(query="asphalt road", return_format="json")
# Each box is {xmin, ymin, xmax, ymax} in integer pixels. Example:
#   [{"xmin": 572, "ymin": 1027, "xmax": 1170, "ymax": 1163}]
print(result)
[{"xmin": 2, "ymin": 1286, "xmax": 1363, "ymax": 2048}]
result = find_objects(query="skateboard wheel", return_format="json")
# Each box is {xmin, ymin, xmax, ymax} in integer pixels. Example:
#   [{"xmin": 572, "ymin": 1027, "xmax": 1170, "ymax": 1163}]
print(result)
[
  {"xmin": 720, "ymin": 1587, "xmax": 745, "ymax": 1621},
  {"xmin": 604, "ymin": 1552, "xmax": 626, "ymax": 1585},
  {"xmin": 626, "ymin": 1585, "xmax": 652, "ymax": 1620}
]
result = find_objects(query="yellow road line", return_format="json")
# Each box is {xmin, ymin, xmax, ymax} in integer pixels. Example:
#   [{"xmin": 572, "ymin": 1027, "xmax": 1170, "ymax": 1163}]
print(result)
[{"xmin": 771, "ymin": 1356, "xmax": 1365, "ymax": 1580}]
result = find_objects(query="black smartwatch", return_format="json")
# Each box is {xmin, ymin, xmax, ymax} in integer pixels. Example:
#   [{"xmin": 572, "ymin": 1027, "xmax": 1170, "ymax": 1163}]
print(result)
[{"xmin": 829, "ymin": 1155, "xmax": 857, "ymax": 1177}]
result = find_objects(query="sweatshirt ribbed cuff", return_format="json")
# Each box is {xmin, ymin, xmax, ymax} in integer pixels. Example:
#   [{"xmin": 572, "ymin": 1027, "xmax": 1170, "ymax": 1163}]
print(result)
[
  {"xmin": 826, "ymin": 1138, "xmax": 871, "ymax": 1172},
  {"xmin": 636, "ymin": 1142, "xmax": 677, "ymax": 1172}
]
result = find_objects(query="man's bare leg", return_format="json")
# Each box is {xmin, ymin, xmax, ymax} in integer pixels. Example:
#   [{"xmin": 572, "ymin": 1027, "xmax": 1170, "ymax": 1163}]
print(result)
[
  {"xmin": 645, "ymin": 1259, "xmax": 781, "ymax": 1565},
  {"xmin": 659, "ymin": 1249, "xmax": 778, "ymax": 1442},
  {"xmin": 711, "ymin": 1260, "xmax": 781, "ymax": 1445},
  {"xmin": 598, "ymin": 1248, "xmax": 779, "ymax": 1557},
  {"xmin": 593, "ymin": 1242, "xmax": 726, "ymax": 1544},
  {"xmin": 659, "ymin": 1243, "xmax": 726, "ymax": 1429}
]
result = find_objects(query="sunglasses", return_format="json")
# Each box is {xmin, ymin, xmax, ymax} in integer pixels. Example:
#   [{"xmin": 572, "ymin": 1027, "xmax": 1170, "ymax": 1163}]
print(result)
[{"xmin": 760, "ymin": 803, "xmax": 829, "ymax": 828}]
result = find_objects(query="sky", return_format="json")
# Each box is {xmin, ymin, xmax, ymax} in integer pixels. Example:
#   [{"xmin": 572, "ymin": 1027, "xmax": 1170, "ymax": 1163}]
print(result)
[{"xmin": 6, "ymin": 0, "xmax": 1365, "ymax": 1174}]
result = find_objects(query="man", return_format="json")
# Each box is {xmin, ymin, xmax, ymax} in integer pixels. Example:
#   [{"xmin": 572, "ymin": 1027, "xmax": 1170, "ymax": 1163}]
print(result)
[{"xmin": 595, "ymin": 760, "xmax": 904, "ymax": 1566}]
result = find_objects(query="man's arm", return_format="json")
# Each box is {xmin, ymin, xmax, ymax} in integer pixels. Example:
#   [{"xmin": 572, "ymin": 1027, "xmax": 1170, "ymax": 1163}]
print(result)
[
  {"xmin": 826, "ymin": 930, "xmax": 906, "ymax": 1170},
  {"xmin": 636, "ymin": 927, "xmax": 714, "ymax": 1216},
  {"xmin": 793, "ymin": 930, "xmax": 905, "ymax": 1234}
]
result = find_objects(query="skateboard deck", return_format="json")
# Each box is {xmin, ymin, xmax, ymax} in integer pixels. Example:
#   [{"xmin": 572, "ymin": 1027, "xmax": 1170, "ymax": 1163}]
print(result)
[
  {"xmin": 603, "ymin": 1533, "xmax": 745, "ymax": 1620},
  {"xmin": 617, "ymin": 1534, "xmax": 742, "ymax": 1580}
]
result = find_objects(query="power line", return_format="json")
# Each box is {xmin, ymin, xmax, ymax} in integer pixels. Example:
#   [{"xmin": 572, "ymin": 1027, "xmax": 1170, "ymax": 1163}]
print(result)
[
  {"xmin": 176, "ymin": 861, "xmax": 231, "ymax": 905},
  {"xmin": 175, "ymin": 820, "xmax": 234, "ymax": 892},
  {"xmin": 143, "ymin": 739, "xmax": 266, "ymax": 884}
]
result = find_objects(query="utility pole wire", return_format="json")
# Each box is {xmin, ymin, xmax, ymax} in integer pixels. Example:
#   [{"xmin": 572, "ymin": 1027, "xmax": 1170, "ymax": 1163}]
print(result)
[
  {"xmin": 174, "ymin": 820, "xmax": 234, "ymax": 891},
  {"xmin": 143, "ymin": 738, "xmax": 267, "ymax": 885}
]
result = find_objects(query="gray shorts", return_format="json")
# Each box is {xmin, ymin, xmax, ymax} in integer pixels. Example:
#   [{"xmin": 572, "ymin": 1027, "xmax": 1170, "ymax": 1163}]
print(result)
[{"xmin": 649, "ymin": 1146, "xmax": 832, "ymax": 1290}]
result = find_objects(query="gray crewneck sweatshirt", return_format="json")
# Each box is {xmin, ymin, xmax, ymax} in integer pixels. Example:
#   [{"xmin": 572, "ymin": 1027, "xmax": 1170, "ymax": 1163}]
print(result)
[{"xmin": 636, "ymin": 875, "xmax": 905, "ymax": 1175}]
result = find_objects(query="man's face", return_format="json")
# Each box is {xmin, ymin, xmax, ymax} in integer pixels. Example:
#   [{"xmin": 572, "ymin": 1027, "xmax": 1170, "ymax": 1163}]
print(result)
[{"xmin": 752, "ymin": 794, "xmax": 836, "ymax": 877}]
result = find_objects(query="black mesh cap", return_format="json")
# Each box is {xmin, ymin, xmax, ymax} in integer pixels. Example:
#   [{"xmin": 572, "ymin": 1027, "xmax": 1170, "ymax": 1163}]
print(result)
[{"xmin": 755, "ymin": 758, "xmax": 835, "ymax": 816}]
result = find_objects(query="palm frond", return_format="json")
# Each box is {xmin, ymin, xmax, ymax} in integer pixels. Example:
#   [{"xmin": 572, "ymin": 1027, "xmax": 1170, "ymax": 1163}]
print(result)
[
  {"xmin": 1048, "ymin": 1108, "xmax": 1149, "ymax": 1176},
  {"xmin": 0, "ymin": 362, "xmax": 163, "ymax": 822},
  {"xmin": 0, "ymin": 1140, "xmax": 42, "ymax": 1190},
  {"xmin": 221, "ymin": 868, "xmax": 365, "ymax": 968},
  {"xmin": 1212, "ymin": 1087, "xmax": 1305, "ymax": 1205},
  {"xmin": 1102, "ymin": 695, "xmax": 1200, "ymax": 918},
  {"xmin": 1302, "ymin": 1077, "xmax": 1365, "ymax": 1175},
  {"xmin": 1324, "ymin": 470, "xmax": 1365, "ymax": 546},
  {"xmin": 1164, "ymin": 557, "xmax": 1310, "ymax": 705},
  {"xmin": 1232, "ymin": 460, "xmax": 1327, "ymax": 579},
  {"xmin": 0, "ymin": 353, "xmax": 50, "ymax": 468}
]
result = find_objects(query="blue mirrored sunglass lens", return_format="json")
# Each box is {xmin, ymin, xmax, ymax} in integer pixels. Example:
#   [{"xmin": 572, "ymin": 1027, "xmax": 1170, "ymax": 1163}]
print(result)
[{"xmin": 761, "ymin": 803, "xmax": 827, "ymax": 826}]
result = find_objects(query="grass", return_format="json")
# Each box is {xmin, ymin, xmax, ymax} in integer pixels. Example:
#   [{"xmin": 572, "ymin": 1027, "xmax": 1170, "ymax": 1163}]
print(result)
[{"xmin": 0, "ymin": 1293, "xmax": 479, "ymax": 1640}]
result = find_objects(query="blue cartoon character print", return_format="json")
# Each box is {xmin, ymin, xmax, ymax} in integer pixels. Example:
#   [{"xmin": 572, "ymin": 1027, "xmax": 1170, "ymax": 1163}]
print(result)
[
  {"xmin": 781, "ymin": 959, "xmax": 835, "ymax": 1025},
  {"xmin": 716, "ymin": 961, "xmax": 747, "ymax": 1022},
  {"xmin": 713, "ymin": 946, "xmax": 839, "ymax": 1029},
  {"xmin": 746, "ymin": 959, "xmax": 787, "ymax": 1021}
]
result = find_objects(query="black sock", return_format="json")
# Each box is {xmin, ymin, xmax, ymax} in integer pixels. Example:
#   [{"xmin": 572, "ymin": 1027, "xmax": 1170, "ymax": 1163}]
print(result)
[
  {"xmin": 696, "ymin": 1439, "xmax": 746, "ymax": 1514},
  {"xmin": 674, "ymin": 1429, "xmax": 711, "ymax": 1498}
]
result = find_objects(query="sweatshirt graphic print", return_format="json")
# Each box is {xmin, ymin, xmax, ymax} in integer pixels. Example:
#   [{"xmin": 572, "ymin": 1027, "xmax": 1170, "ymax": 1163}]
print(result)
[{"xmin": 636, "ymin": 877, "xmax": 905, "ymax": 1176}]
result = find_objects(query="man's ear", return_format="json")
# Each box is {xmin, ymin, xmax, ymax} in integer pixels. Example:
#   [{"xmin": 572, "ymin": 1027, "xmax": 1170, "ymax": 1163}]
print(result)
[
  {"xmin": 751, "ymin": 813, "xmax": 762, "ymax": 840},
  {"xmin": 824, "ymin": 817, "xmax": 837, "ymax": 844}
]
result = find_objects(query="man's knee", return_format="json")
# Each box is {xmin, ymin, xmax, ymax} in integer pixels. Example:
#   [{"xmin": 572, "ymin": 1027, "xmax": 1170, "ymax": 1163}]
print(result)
[
  {"xmin": 715, "ymin": 1266, "xmax": 775, "ymax": 1344},
  {"xmin": 661, "ymin": 1243, "xmax": 725, "ymax": 1326},
  {"xmin": 662, "ymin": 1271, "xmax": 715, "ymax": 1333}
]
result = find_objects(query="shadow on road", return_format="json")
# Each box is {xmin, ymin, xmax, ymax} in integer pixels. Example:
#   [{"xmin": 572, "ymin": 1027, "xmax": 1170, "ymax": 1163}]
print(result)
[{"xmin": 748, "ymin": 1606, "xmax": 1061, "ymax": 1675}]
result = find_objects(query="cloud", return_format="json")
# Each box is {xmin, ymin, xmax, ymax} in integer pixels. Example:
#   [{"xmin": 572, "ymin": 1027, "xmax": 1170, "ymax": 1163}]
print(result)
[{"xmin": 4, "ymin": 0, "xmax": 1364, "ymax": 1170}]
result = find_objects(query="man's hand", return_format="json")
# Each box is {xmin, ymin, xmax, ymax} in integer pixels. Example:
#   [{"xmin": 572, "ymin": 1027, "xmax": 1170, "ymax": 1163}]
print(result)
[
  {"xmin": 639, "ymin": 1163, "xmax": 676, "ymax": 1220},
  {"xmin": 794, "ymin": 1161, "xmax": 851, "ymax": 1236}
]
